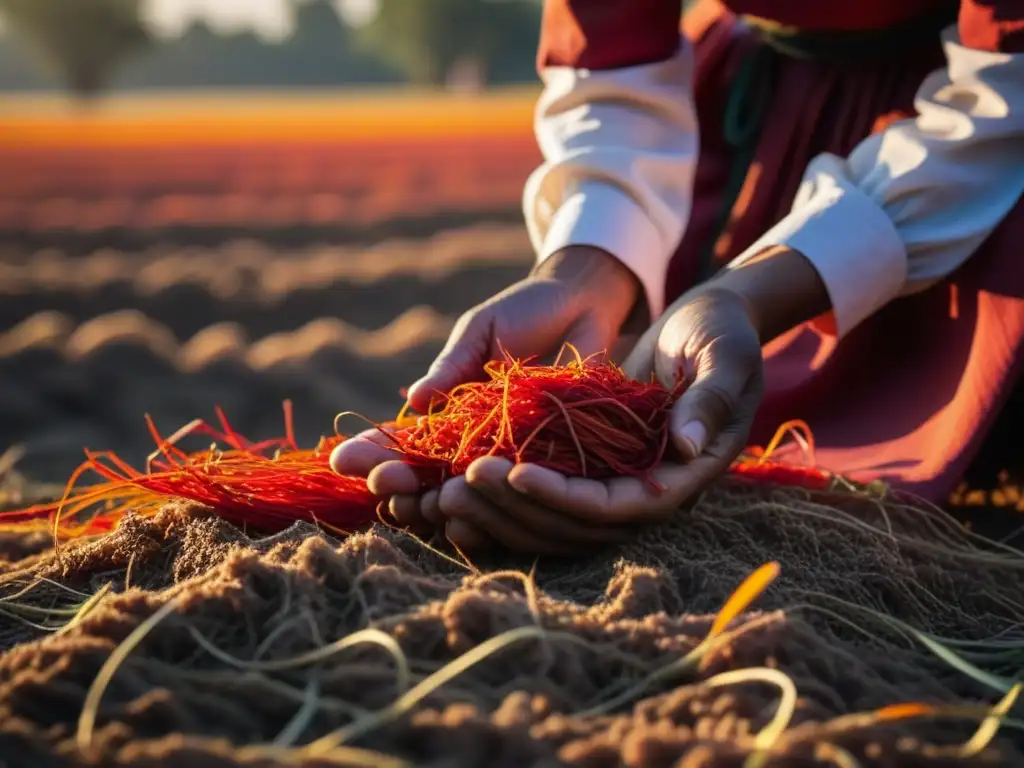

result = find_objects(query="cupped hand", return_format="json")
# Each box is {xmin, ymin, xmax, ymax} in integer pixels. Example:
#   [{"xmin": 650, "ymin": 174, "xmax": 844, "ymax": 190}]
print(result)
[
  {"xmin": 331, "ymin": 431, "xmax": 634, "ymax": 554},
  {"xmin": 405, "ymin": 245, "xmax": 641, "ymax": 413},
  {"xmin": 332, "ymin": 287, "xmax": 765, "ymax": 554},
  {"xmin": 331, "ymin": 245, "xmax": 642, "ymax": 548},
  {"xmin": 620, "ymin": 286, "xmax": 765, "ymax": 500}
]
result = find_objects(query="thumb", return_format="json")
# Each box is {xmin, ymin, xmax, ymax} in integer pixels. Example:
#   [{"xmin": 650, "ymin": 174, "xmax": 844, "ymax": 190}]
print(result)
[{"xmin": 407, "ymin": 310, "xmax": 489, "ymax": 412}]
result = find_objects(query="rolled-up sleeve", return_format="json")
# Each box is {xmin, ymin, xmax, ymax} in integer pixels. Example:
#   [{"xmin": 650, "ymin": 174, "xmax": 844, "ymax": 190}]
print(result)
[
  {"xmin": 729, "ymin": 3, "xmax": 1024, "ymax": 338},
  {"xmin": 525, "ymin": 0, "xmax": 696, "ymax": 319}
]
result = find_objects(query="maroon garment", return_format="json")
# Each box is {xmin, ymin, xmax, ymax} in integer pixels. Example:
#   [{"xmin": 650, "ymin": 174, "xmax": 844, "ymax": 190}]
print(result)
[
  {"xmin": 536, "ymin": 0, "xmax": 1024, "ymax": 502},
  {"xmin": 538, "ymin": 1, "xmax": 1024, "ymax": 68}
]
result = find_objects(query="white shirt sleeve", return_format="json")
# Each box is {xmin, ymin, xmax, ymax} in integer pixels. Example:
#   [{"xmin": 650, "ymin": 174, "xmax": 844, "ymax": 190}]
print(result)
[
  {"xmin": 524, "ymin": 42, "xmax": 699, "ymax": 319},
  {"xmin": 728, "ymin": 27, "xmax": 1024, "ymax": 338}
]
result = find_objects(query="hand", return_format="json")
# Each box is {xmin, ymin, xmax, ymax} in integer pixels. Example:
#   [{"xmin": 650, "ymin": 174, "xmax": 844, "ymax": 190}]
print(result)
[
  {"xmin": 494, "ymin": 247, "xmax": 827, "ymax": 547},
  {"xmin": 332, "ymin": 245, "xmax": 643, "ymax": 548},
  {"xmin": 420, "ymin": 287, "xmax": 764, "ymax": 553},
  {"xmin": 622, "ymin": 286, "xmax": 765, "ymax": 486},
  {"xmin": 332, "ymin": 287, "xmax": 764, "ymax": 554},
  {"xmin": 406, "ymin": 245, "xmax": 642, "ymax": 413},
  {"xmin": 332, "ymin": 431, "xmax": 635, "ymax": 555}
]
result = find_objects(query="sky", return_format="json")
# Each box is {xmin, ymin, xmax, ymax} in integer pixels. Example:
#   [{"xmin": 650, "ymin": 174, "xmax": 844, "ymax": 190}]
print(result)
[{"xmin": 142, "ymin": 0, "xmax": 379, "ymax": 42}]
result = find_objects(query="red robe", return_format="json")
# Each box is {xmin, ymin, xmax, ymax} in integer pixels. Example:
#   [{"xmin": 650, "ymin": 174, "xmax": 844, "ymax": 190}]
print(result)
[{"xmin": 536, "ymin": 0, "xmax": 1024, "ymax": 502}]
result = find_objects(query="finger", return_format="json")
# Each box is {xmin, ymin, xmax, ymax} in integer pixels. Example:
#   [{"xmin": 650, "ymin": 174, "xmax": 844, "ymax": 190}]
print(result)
[
  {"xmin": 670, "ymin": 362, "xmax": 762, "ymax": 460},
  {"xmin": 445, "ymin": 518, "xmax": 493, "ymax": 553},
  {"xmin": 407, "ymin": 309, "xmax": 490, "ymax": 413},
  {"xmin": 330, "ymin": 435, "xmax": 401, "ymax": 477},
  {"xmin": 345, "ymin": 426, "xmax": 398, "ymax": 447},
  {"xmin": 663, "ymin": 337, "xmax": 761, "ymax": 460},
  {"xmin": 668, "ymin": 379, "xmax": 764, "ymax": 489},
  {"xmin": 388, "ymin": 494, "xmax": 429, "ymax": 530},
  {"xmin": 510, "ymin": 459, "xmax": 730, "ymax": 524},
  {"xmin": 366, "ymin": 460, "xmax": 423, "ymax": 496},
  {"xmin": 420, "ymin": 488, "xmax": 443, "ymax": 525},
  {"xmin": 465, "ymin": 457, "xmax": 630, "ymax": 544},
  {"xmin": 438, "ymin": 476, "xmax": 573, "ymax": 555},
  {"xmin": 507, "ymin": 463, "xmax": 681, "ymax": 524}
]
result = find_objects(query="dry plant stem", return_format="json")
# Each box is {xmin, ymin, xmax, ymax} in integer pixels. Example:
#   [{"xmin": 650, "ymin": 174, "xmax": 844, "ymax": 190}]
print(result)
[
  {"xmin": 813, "ymin": 742, "xmax": 862, "ymax": 768},
  {"xmin": 237, "ymin": 730, "xmax": 411, "ymax": 768},
  {"xmin": 54, "ymin": 583, "xmax": 113, "ymax": 638},
  {"xmin": 0, "ymin": 606, "xmax": 64, "ymax": 632},
  {"xmin": 730, "ymin": 495, "xmax": 1024, "ymax": 566},
  {"xmin": 0, "ymin": 582, "xmax": 112, "ymax": 635},
  {"xmin": 792, "ymin": 595, "xmax": 1016, "ymax": 693},
  {"xmin": 698, "ymin": 667, "xmax": 798, "ymax": 768},
  {"xmin": 272, "ymin": 675, "xmax": 322, "ymax": 748},
  {"xmin": 790, "ymin": 697, "xmax": 1024, "ymax": 753},
  {"xmin": 188, "ymin": 625, "xmax": 412, "ymax": 693},
  {"xmin": 580, "ymin": 562, "xmax": 781, "ymax": 717},
  {"xmin": 19, "ymin": 576, "xmax": 92, "ymax": 599},
  {"xmin": 960, "ymin": 682, "xmax": 1023, "ymax": 757},
  {"xmin": 77, "ymin": 594, "xmax": 186, "ymax": 752},
  {"xmin": 303, "ymin": 623, "xmax": 650, "ymax": 755}
]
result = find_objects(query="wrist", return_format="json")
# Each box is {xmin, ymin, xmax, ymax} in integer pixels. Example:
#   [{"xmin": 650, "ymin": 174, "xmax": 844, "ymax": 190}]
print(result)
[
  {"xmin": 703, "ymin": 245, "xmax": 831, "ymax": 344},
  {"xmin": 533, "ymin": 244, "xmax": 643, "ymax": 312},
  {"xmin": 532, "ymin": 245, "xmax": 632, "ymax": 284}
]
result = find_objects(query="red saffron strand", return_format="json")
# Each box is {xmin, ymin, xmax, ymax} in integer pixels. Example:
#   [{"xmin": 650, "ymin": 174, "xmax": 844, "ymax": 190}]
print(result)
[
  {"xmin": 387, "ymin": 354, "xmax": 685, "ymax": 487},
  {"xmin": 0, "ymin": 358, "xmax": 841, "ymax": 540}
]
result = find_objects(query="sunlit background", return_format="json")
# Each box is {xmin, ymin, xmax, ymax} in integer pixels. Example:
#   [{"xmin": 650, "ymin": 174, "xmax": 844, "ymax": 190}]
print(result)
[{"xmin": 0, "ymin": 0, "xmax": 543, "ymax": 488}]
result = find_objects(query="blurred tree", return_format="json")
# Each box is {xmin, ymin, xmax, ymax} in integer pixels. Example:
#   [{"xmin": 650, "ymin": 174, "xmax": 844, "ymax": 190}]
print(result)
[
  {"xmin": 0, "ymin": 0, "xmax": 149, "ymax": 99},
  {"xmin": 357, "ymin": 0, "xmax": 541, "ymax": 87},
  {"xmin": 116, "ymin": 0, "xmax": 402, "ymax": 89}
]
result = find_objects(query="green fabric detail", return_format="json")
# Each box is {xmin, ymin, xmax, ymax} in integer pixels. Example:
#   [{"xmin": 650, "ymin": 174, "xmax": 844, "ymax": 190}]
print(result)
[
  {"xmin": 694, "ymin": 3, "xmax": 957, "ymax": 281},
  {"xmin": 696, "ymin": 43, "xmax": 774, "ymax": 281},
  {"xmin": 748, "ymin": 4, "xmax": 958, "ymax": 62}
]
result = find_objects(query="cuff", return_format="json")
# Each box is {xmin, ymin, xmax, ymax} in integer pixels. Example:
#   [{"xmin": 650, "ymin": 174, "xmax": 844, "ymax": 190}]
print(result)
[
  {"xmin": 729, "ymin": 174, "xmax": 908, "ymax": 338},
  {"xmin": 536, "ymin": 181, "xmax": 667, "ymax": 319}
]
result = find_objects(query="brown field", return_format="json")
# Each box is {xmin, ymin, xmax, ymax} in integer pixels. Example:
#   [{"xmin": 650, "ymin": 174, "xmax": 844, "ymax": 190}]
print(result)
[{"xmin": 0, "ymin": 92, "xmax": 1021, "ymax": 768}]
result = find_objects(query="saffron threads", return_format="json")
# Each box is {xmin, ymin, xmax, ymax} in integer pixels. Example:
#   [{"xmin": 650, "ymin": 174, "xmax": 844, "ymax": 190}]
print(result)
[
  {"xmin": 0, "ymin": 402, "xmax": 375, "ymax": 539},
  {"xmin": 731, "ymin": 419, "xmax": 833, "ymax": 491},
  {"xmin": 728, "ymin": 462, "xmax": 832, "ymax": 491},
  {"xmin": 386, "ymin": 353, "xmax": 685, "ymax": 487},
  {"xmin": 0, "ymin": 362, "xmax": 835, "ymax": 541}
]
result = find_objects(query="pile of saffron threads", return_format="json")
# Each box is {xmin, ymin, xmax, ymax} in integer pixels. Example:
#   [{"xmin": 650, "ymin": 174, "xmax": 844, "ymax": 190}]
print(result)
[
  {"xmin": 383, "ymin": 353, "xmax": 685, "ymax": 488},
  {"xmin": 0, "ymin": 402, "xmax": 376, "ymax": 539},
  {"xmin": 730, "ymin": 420, "xmax": 832, "ymax": 491},
  {"xmin": 0, "ymin": 363, "xmax": 837, "ymax": 542}
]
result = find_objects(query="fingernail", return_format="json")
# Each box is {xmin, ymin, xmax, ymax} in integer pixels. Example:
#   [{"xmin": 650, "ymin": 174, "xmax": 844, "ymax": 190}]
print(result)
[{"xmin": 678, "ymin": 420, "xmax": 707, "ymax": 457}]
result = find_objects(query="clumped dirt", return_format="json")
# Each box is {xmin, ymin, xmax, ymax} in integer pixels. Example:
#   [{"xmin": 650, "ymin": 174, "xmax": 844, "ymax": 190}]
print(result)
[
  {"xmin": 1, "ymin": 482, "xmax": 1022, "ymax": 767},
  {"xmin": 0, "ymin": 225, "xmax": 533, "ymax": 485},
  {"xmin": 2, "ymin": 136, "xmax": 1022, "ymax": 767}
]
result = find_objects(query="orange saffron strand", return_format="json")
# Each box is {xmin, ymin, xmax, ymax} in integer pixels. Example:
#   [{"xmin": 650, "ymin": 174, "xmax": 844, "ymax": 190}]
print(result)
[{"xmin": 0, "ymin": 358, "xmax": 843, "ymax": 540}]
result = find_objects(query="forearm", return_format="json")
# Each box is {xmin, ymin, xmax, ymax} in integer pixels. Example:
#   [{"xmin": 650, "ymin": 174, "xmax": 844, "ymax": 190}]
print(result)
[
  {"xmin": 526, "ymin": 0, "xmax": 695, "ymax": 321},
  {"xmin": 705, "ymin": 245, "xmax": 831, "ymax": 345},
  {"xmin": 725, "ymin": 22, "xmax": 1024, "ymax": 341}
]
